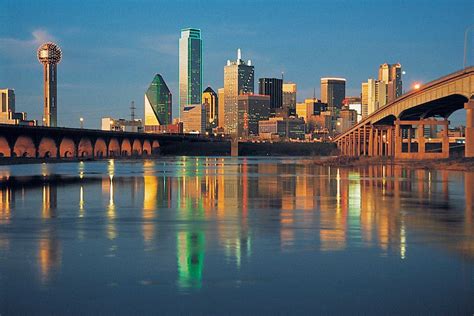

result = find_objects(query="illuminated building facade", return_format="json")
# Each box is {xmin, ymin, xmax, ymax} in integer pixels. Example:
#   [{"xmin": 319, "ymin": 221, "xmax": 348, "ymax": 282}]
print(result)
[
  {"xmin": 224, "ymin": 49, "xmax": 254, "ymax": 136},
  {"xmin": 361, "ymin": 82, "xmax": 368, "ymax": 118},
  {"xmin": 296, "ymin": 98, "xmax": 327, "ymax": 122},
  {"xmin": 179, "ymin": 28, "xmax": 202, "ymax": 118},
  {"xmin": 343, "ymin": 97, "xmax": 362, "ymax": 122},
  {"xmin": 320, "ymin": 77, "xmax": 346, "ymax": 110},
  {"xmin": 101, "ymin": 117, "xmax": 143, "ymax": 132},
  {"xmin": 367, "ymin": 78, "xmax": 387, "ymax": 115},
  {"xmin": 182, "ymin": 104, "xmax": 206, "ymax": 133},
  {"xmin": 144, "ymin": 74, "xmax": 172, "ymax": 132},
  {"xmin": 0, "ymin": 89, "xmax": 15, "ymax": 114},
  {"xmin": 202, "ymin": 87, "xmax": 218, "ymax": 130},
  {"xmin": 217, "ymin": 88, "xmax": 225, "ymax": 129},
  {"xmin": 378, "ymin": 63, "xmax": 402, "ymax": 102},
  {"xmin": 0, "ymin": 88, "xmax": 36, "ymax": 126},
  {"xmin": 282, "ymin": 83, "xmax": 297, "ymax": 116},
  {"xmin": 258, "ymin": 117, "xmax": 305, "ymax": 140}
]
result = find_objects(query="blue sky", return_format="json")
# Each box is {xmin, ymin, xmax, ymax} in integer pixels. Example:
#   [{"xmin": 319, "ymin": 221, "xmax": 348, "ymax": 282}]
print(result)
[{"xmin": 1, "ymin": 0, "xmax": 473, "ymax": 128}]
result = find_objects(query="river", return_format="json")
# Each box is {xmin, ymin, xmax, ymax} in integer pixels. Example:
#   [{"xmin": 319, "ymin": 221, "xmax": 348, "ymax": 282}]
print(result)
[{"xmin": 0, "ymin": 157, "xmax": 473, "ymax": 314}]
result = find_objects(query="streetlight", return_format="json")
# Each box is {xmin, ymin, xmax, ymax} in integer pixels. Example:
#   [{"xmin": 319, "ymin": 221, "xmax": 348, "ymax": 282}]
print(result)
[
  {"xmin": 80, "ymin": 117, "xmax": 84, "ymax": 129},
  {"xmin": 413, "ymin": 83, "xmax": 421, "ymax": 90},
  {"xmin": 464, "ymin": 25, "xmax": 474, "ymax": 69}
]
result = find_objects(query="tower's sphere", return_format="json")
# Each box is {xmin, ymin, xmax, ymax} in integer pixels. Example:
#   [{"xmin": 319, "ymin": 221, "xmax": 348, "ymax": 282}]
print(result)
[{"xmin": 37, "ymin": 42, "xmax": 62, "ymax": 65}]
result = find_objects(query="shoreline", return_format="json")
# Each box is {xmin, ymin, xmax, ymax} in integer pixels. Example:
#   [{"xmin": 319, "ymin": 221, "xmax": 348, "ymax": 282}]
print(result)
[
  {"xmin": 2, "ymin": 155, "xmax": 474, "ymax": 171},
  {"xmin": 315, "ymin": 156, "xmax": 474, "ymax": 171}
]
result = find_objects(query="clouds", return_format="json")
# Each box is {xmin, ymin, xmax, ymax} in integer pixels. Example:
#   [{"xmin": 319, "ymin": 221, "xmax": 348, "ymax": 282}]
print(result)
[
  {"xmin": 0, "ymin": 28, "xmax": 56, "ymax": 54},
  {"xmin": 0, "ymin": 28, "xmax": 56, "ymax": 67}
]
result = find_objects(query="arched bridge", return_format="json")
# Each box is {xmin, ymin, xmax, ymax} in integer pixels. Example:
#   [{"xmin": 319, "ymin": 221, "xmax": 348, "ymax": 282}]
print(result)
[
  {"xmin": 0, "ymin": 124, "xmax": 218, "ymax": 159},
  {"xmin": 335, "ymin": 67, "xmax": 474, "ymax": 159}
]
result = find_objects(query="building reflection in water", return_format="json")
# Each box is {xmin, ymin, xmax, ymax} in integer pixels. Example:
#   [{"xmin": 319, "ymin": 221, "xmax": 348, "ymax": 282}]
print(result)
[
  {"xmin": 0, "ymin": 186, "xmax": 13, "ymax": 225},
  {"xmin": 0, "ymin": 158, "xmax": 473, "ymax": 290},
  {"xmin": 143, "ymin": 160, "xmax": 157, "ymax": 245},
  {"xmin": 177, "ymin": 231, "xmax": 205, "ymax": 289},
  {"xmin": 103, "ymin": 160, "xmax": 116, "ymax": 240},
  {"xmin": 175, "ymin": 157, "xmax": 206, "ymax": 289},
  {"xmin": 0, "ymin": 177, "xmax": 13, "ymax": 250},
  {"xmin": 39, "ymin": 182, "xmax": 60, "ymax": 284}
]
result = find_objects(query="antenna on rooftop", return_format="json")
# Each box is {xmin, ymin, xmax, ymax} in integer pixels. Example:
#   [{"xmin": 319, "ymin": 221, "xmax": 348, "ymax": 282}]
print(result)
[{"xmin": 130, "ymin": 100, "xmax": 136, "ymax": 121}]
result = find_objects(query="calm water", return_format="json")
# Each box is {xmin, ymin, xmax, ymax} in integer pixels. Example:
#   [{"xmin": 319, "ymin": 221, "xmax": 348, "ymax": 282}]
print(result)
[{"xmin": 0, "ymin": 157, "xmax": 473, "ymax": 315}]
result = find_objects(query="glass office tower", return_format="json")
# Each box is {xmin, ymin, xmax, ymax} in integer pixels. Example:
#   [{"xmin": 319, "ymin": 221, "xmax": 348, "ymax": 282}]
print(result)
[
  {"xmin": 144, "ymin": 74, "xmax": 172, "ymax": 131},
  {"xmin": 179, "ymin": 28, "xmax": 202, "ymax": 119}
]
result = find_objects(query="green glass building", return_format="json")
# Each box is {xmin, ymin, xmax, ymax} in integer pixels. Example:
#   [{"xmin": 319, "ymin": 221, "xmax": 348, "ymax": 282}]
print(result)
[
  {"xmin": 144, "ymin": 74, "xmax": 172, "ymax": 131},
  {"xmin": 179, "ymin": 28, "xmax": 202, "ymax": 119}
]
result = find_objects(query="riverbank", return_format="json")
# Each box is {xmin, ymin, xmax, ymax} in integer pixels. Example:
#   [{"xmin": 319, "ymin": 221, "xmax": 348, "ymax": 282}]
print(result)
[{"xmin": 316, "ymin": 156, "xmax": 474, "ymax": 171}]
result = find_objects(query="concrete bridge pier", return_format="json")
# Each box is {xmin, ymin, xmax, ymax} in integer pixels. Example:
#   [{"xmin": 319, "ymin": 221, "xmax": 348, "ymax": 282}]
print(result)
[
  {"xmin": 368, "ymin": 127, "xmax": 374, "ymax": 156},
  {"xmin": 231, "ymin": 139, "xmax": 239, "ymax": 157},
  {"xmin": 362, "ymin": 125, "xmax": 367, "ymax": 156},
  {"xmin": 465, "ymin": 100, "xmax": 474, "ymax": 158},
  {"xmin": 394, "ymin": 119, "xmax": 449, "ymax": 159}
]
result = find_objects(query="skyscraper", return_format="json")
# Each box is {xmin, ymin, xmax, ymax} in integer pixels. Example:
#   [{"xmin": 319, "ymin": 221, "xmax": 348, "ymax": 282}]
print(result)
[
  {"xmin": 202, "ymin": 87, "xmax": 218, "ymax": 130},
  {"xmin": 224, "ymin": 49, "xmax": 254, "ymax": 136},
  {"xmin": 361, "ymin": 82, "xmax": 368, "ymax": 118},
  {"xmin": 237, "ymin": 94, "xmax": 270, "ymax": 137},
  {"xmin": 217, "ymin": 88, "xmax": 225, "ymax": 129},
  {"xmin": 367, "ymin": 78, "xmax": 387, "ymax": 115},
  {"xmin": 258, "ymin": 78, "xmax": 282, "ymax": 115},
  {"xmin": 320, "ymin": 78, "xmax": 346, "ymax": 110},
  {"xmin": 378, "ymin": 63, "xmax": 402, "ymax": 103},
  {"xmin": 37, "ymin": 42, "xmax": 62, "ymax": 127},
  {"xmin": 0, "ymin": 88, "xmax": 16, "ymax": 124},
  {"xmin": 0, "ymin": 89, "xmax": 15, "ymax": 113},
  {"xmin": 182, "ymin": 104, "xmax": 206, "ymax": 134},
  {"xmin": 283, "ymin": 83, "xmax": 297, "ymax": 116},
  {"xmin": 179, "ymin": 28, "xmax": 202, "ymax": 118},
  {"xmin": 144, "ymin": 74, "xmax": 172, "ymax": 132}
]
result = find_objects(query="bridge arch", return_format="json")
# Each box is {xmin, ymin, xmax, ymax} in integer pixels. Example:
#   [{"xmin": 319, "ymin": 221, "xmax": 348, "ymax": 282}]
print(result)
[
  {"xmin": 373, "ymin": 114, "xmax": 397, "ymax": 126},
  {"xmin": 132, "ymin": 139, "xmax": 142, "ymax": 156},
  {"xmin": 13, "ymin": 136, "xmax": 36, "ymax": 157},
  {"xmin": 78, "ymin": 137, "xmax": 93, "ymax": 158},
  {"xmin": 108, "ymin": 138, "xmax": 120, "ymax": 157},
  {"xmin": 94, "ymin": 138, "xmax": 107, "ymax": 158},
  {"xmin": 152, "ymin": 140, "xmax": 160, "ymax": 154},
  {"xmin": 0, "ymin": 137, "xmax": 11, "ymax": 157},
  {"xmin": 121, "ymin": 139, "xmax": 131, "ymax": 156},
  {"xmin": 143, "ymin": 140, "xmax": 151, "ymax": 155},
  {"xmin": 38, "ymin": 137, "xmax": 58, "ymax": 158},
  {"xmin": 59, "ymin": 137, "xmax": 76, "ymax": 158},
  {"xmin": 398, "ymin": 94, "xmax": 469, "ymax": 121}
]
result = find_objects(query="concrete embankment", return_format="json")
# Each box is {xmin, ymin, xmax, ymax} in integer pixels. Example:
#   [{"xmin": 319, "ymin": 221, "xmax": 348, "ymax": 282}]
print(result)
[{"xmin": 160, "ymin": 141, "xmax": 337, "ymax": 156}]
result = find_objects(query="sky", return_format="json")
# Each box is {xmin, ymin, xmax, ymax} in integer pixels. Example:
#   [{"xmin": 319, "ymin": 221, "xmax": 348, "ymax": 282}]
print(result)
[{"xmin": 1, "ymin": 0, "xmax": 473, "ymax": 128}]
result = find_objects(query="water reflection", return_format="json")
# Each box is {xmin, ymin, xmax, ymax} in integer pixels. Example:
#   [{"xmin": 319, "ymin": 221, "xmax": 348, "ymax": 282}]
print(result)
[
  {"xmin": 0, "ymin": 158, "xmax": 473, "ymax": 309},
  {"xmin": 39, "ymin": 181, "xmax": 60, "ymax": 284}
]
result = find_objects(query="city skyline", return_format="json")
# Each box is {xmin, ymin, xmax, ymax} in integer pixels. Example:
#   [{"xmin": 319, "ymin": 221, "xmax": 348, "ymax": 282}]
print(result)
[{"xmin": 0, "ymin": 0, "xmax": 472, "ymax": 128}]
